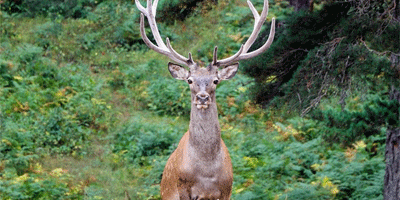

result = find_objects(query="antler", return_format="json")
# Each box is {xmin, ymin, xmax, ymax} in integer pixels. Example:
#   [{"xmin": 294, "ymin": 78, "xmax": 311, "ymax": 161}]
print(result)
[
  {"xmin": 136, "ymin": 0, "xmax": 275, "ymax": 68},
  {"xmin": 135, "ymin": 0, "xmax": 193, "ymax": 66},
  {"xmin": 213, "ymin": 0, "xmax": 276, "ymax": 67}
]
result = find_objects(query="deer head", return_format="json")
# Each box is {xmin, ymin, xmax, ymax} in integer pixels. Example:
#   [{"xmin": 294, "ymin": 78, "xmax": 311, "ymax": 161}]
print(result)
[
  {"xmin": 135, "ymin": 0, "xmax": 275, "ymax": 111},
  {"xmin": 168, "ymin": 60, "xmax": 239, "ymax": 110}
]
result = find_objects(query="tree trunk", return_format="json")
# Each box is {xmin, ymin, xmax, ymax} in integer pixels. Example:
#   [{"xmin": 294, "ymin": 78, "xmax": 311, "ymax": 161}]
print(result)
[
  {"xmin": 384, "ymin": 128, "xmax": 400, "ymax": 200},
  {"xmin": 384, "ymin": 86, "xmax": 400, "ymax": 199},
  {"xmin": 384, "ymin": 51, "xmax": 400, "ymax": 199}
]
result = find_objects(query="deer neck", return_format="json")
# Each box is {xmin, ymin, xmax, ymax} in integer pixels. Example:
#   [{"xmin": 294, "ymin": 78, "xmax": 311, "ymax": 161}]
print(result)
[{"xmin": 189, "ymin": 95, "xmax": 221, "ymax": 161}]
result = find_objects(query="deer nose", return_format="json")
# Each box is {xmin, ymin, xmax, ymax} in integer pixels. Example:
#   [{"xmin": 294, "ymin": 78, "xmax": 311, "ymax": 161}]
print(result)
[{"xmin": 196, "ymin": 93, "xmax": 210, "ymax": 104}]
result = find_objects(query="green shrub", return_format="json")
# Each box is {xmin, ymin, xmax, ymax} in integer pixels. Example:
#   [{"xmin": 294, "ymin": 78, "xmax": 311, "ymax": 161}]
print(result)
[
  {"xmin": 0, "ymin": 167, "xmax": 84, "ymax": 199},
  {"xmin": 317, "ymin": 152, "xmax": 385, "ymax": 200},
  {"xmin": 0, "ymin": 44, "xmax": 107, "ymax": 175},
  {"xmin": 0, "ymin": 105, "xmax": 97, "ymax": 173},
  {"xmin": 195, "ymin": 32, "xmax": 240, "ymax": 63},
  {"xmin": 114, "ymin": 59, "xmax": 164, "ymax": 87},
  {"xmin": 1, "ymin": 0, "xmax": 102, "ymax": 18},
  {"xmin": 146, "ymin": 77, "xmax": 191, "ymax": 116},
  {"xmin": 0, "ymin": 123, "xmax": 37, "ymax": 175},
  {"xmin": 34, "ymin": 107, "xmax": 91, "ymax": 153},
  {"xmin": 17, "ymin": 44, "xmax": 43, "ymax": 65},
  {"xmin": 0, "ymin": 60, "xmax": 13, "ymax": 87},
  {"xmin": 112, "ymin": 15, "xmax": 144, "ymax": 50},
  {"xmin": 112, "ymin": 119, "xmax": 181, "ymax": 165},
  {"xmin": 216, "ymin": 74, "xmax": 257, "ymax": 118},
  {"xmin": 231, "ymin": 134, "xmax": 385, "ymax": 200},
  {"xmin": 0, "ymin": 13, "xmax": 15, "ymax": 39},
  {"xmin": 78, "ymin": 32, "xmax": 101, "ymax": 52},
  {"xmin": 33, "ymin": 20, "xmax": 63, "ymax": 50},
  {"xmin": 231, "ymin": 138, "xmax": 330, "ymax": 200},
  {"xmin": 285, "ymin": 117, "xmax": 322, "ymax": 141},
  {"xmin": 310, "ymin": 94, "xmax": 399, "ymax": 146},
  {"xmin": 156, "ymin": 0, "xmax": 211, "ymax": 23}
]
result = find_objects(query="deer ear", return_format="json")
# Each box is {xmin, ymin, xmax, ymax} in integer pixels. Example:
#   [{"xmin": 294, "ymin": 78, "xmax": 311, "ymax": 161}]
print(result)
[
  {"xmin": 218, "ymin": 63, "xmax": 239, "ymax": 80},
  {"xmin": 168, "ymin": 62, "xmax": 189, "ymax": 80}
]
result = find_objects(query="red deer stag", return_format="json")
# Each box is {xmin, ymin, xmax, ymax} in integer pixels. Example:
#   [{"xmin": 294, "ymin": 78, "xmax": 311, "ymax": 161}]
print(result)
[{"xmin": 135, "ymin": 0, "xmax": 275, "ymax": 199}]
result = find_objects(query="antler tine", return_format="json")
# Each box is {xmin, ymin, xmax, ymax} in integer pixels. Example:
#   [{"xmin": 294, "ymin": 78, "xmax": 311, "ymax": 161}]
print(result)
[
  {"xmin": 242, "ymin": 0, "xmax": 268, "ymax": 52},
  {"xmin": 214, "ymin": 44, "xmax": 244, "ymax": 67},
  {"xmin": 166, "ymin": 38, "xmax": 194, "ymax": 64},
  {"xmin": 237, "ymin": 18, "xmax": 275, "ymax": 60},
  {"xmin": 212, "ymin": 46, "xmax": 218, "ymax": 65},
  {"xmin": 217, "ymin": 0, "xmax": 275, "ymax": 67},
  {"xmin": 139, "ymin": 14, "xmax": 168, "ymax": 55},
  {"xmin": 152, "ymin": 0, "xmax": 159, "ymax": 17},
  {"xmin": 136, "ymin": 0, "xmax": 191, "ymax": 66},
  {"xmin": 135, "ymin": 0, "xmax": 147, "ymax": 14}
]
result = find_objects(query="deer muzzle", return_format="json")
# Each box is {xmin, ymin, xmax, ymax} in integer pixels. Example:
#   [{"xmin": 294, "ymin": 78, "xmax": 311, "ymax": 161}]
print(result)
[{"xmin": 195, "ymin": 93, "xmax": 210, "ymax": 109}]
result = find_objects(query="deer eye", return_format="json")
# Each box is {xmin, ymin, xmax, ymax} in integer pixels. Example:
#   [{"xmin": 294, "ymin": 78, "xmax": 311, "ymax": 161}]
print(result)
[
  {"xmin": 187, "ymin": 78, "xmax": 193, "ymax": 84},
  {"xmin": 213, "ymin": 79, "xmax": 219, "ymax": 85}
]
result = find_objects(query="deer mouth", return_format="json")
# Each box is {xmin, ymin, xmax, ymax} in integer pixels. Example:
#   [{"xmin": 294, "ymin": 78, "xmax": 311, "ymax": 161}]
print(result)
[
  {"xmin": 196, "ymin": 103, "xmax": 209, "ymax": 109},
  {"xmin": 195, "ymin": 94, "xmax": 210, "ymax": 109}
]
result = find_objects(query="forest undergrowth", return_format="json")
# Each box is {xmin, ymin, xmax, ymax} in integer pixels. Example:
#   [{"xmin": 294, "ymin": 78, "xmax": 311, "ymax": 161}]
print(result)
[{"xmin": 1, "ymin": 0, "xmax": 399, "ymax": 199}]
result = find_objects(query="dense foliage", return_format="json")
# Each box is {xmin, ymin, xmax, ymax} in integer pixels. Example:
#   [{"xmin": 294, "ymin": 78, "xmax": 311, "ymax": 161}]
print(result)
[
  {"xmin": 243, "ymin": 1, "xmax": 399, "ymax": 106},
  {"xmin": 242, "ymin": 0, "xmax": 400, "ymax": 144},
  {"xmin": 1, "ymin": 0, "xmax": 398, "ymax": 199},
  {"xmin": 1, "ymin": 0, "xmax": 102, "ymax": 18}
]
